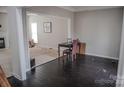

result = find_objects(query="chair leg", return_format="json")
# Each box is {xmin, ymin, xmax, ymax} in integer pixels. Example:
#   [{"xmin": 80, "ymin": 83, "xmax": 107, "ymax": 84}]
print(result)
[
  {"xmin": 62, "ymin": 53, "xmax": 65, "ymax": 61},
  {"xmin": 74, "ymin": 54, "xmax": 76, "ymax": 59},
  {"xmin": 66, "ymin": 55, "xmax": 68, "ymax": 61},
  {"xmin": 72, "ymin": 54, "xmax": 73, "ymax": 61},
  {"xmin": 69, "ymin": 53, "xmax": 71, "ymax": 61},
  {"xmin": 72, "ymin": 54, "xmax": 77, "ymax": 61}
]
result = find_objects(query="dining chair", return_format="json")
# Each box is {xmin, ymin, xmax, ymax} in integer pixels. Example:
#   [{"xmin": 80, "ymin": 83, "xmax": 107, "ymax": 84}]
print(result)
[
  {"xmin": 72, "ymin": 39, "xmax": 79, "ymax": 61},
  {"xmin": 63, "ymin": 48, "xmax": 72, "ymax": 61},
  {"xmin": 63, "ymin": 39, "xmax": 79, "ymax": 61},
  {"xmin": 29, "ymin": 39, "xmax": 35, "ymax": 48}
]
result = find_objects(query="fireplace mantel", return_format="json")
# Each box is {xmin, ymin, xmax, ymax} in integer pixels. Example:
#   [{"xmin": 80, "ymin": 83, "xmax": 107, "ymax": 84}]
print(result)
[
  {"xmin": 0, "ymin": 31, "xmax": 9, "ymax": 48},
  {"xmin": 0, "ymin": 32, "xmax": 5, "ymax": 48},
  {"xmin": 0, "ymin": 38, "xmax": 5, "ymax": 48}
]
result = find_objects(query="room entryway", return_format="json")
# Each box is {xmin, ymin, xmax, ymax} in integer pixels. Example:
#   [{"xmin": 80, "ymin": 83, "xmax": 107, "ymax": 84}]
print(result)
[{"xmin": 27, "ymin": 13, "xmax": 71, "ymax": 68}]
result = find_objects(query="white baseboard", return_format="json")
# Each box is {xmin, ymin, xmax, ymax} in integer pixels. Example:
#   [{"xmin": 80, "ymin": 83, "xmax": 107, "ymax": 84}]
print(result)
[
  {"xmin": 26, "ymin": 68, "xmax": 31, "ymax": 72},
  {"xmin": 7, "ymin": 73, "xmax": 13, "ymax": 78},
  {"xmin": 11, "ymin": 73, "xmax": 22, "ymax": 81},
  {"xmin": 11, "ymin": 69, "xmax": 31, "ymax": 80},
  {"xmin": 85, "ymin": 53, "xmax": 119, "ymax": 60},
  {"xmin": 116, "ymin": 76, "xmax": 124, "ymax": 87}
]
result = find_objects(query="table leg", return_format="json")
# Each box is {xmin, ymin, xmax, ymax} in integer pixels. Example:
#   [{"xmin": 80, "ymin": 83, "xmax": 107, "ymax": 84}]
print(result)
[
  {"xmin": 58, "ymin": 45, "xmax": 60, "ymax": 58},
  {"xmin": 79, "ymin": 43, "xmax": 81, "ymax": 54}
]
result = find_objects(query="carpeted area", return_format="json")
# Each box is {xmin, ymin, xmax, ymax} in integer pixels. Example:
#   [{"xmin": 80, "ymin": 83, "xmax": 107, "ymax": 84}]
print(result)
[
  {"xmin": 0, "ymin": 47, "xmax": 61, "ymax": 77},
  {"xmin": 0, "ymin": 49, "xmax": 12, "ymax": 77},
  {"xmin": 29, "ymin": 47, "xmax": 61, "ymax": 67}
]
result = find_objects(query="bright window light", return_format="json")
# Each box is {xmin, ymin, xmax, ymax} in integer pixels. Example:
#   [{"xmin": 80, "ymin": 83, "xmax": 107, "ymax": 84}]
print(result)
[{"xmin": 31, "ymin": 22, "xmax": 38, "ymax": 43}]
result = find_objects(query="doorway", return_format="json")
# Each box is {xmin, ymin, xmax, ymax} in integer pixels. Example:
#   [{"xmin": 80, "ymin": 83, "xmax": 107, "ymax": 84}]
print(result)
[{"xmin": 27, "ymin": 13, "xmax": 71, "ymax": 68}]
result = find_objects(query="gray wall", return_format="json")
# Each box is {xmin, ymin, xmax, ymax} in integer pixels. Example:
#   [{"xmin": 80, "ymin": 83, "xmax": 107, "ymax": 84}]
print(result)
[
  {"xmin": 26, "ymin": 6, "xmax": 74, "ymax": 38},
  {"xmin": 74, "ymin": 8, "xmax": 123, "ymax": 59},
  {"xmin": 28, "ymin": 14, "xmax": 68, "ymax": 49}
]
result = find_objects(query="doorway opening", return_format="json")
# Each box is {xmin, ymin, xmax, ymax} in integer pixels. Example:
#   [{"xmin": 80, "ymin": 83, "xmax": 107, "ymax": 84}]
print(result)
[{"xmin": 27, "ymin": 13, "xmax": 71, "ymax": 68}]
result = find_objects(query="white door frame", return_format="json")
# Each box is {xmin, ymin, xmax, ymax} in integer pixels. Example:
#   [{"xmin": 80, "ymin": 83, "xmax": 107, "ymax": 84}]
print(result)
[{"xmin": 25, "ymin": 12, "xmax": 72, "ymax": 69}]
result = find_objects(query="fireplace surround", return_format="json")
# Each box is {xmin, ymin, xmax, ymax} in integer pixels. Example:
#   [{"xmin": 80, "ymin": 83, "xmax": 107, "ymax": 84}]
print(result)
[{"xmin": 0, "ymin": 38, "xmax": 5, "ymax": 48}]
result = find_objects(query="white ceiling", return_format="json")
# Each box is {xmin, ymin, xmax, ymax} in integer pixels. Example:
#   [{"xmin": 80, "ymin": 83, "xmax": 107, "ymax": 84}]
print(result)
[
  {"xmin": 0, "ymin": 6, "xmax": 121, "ymax": 13},
  {"xmin": 58, "ymin": 6, "xmax": 121, "ymax": 12},
  {"xmin": 0, "ymin": 6, "xmax": 7, "ymax": 13}
]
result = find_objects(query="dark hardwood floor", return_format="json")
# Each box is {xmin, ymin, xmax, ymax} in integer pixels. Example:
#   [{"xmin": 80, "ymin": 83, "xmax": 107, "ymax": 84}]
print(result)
[{"xmin": 8, "ymin": 54, "xmax": 118, "ymax": 87}]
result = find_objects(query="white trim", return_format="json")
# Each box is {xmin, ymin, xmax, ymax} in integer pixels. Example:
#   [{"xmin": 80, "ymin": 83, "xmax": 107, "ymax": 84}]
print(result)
[
  {"xmin": 12, "ymin": 73, "xmax": 22, "ymax": 81},
  {"xmin": 16, "ymin": 7, "xmax": 27, "ymax": 80},
  {"xmin": 8, "ymin": 7, "xmax": 27, "ymax": 81},
  {"xmin": 85, "ymin": 53, "xmax": 119, "ymax": 60},
  {"xmin": 57, "ymin": 6, "xmax": 120, "ymax": 12},
  {"xmin": 22, "ymin": 8, "xmax": 31, "ymax": 72},
  {"xmin": 116, "ymin": 75, "xmax": 124, "ymax": 87},
  {"xmin": 26, "ymin": 68, "xmax": 31, "ymax": 72},
  {"xmin": 7, "ymin": 75, "xmax": 13, "ymax": 78},
  {"xmin": 116, "ymin": 8, "xmax": 124, "ymax": 87},
  {"xmin": 27, "ymin": 12, "xmax": 70, "ymax": 20}
]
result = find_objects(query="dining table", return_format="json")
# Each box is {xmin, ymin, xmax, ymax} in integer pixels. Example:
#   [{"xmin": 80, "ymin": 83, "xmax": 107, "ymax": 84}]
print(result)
[{"xmin": 58, "ymin": 42, "xmax": 81, "ymax": 57}]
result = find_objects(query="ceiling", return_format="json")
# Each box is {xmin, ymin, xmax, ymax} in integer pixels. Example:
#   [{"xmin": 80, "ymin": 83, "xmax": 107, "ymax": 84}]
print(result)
[
  {"xmin": 0, "ymin": 6, "xmax": 7, "ymax": 13},
  {"xmin": 0, "ymin": 6, "xmax": 121, "ymax": 13},
  {"xmin": 58, "ymin": 6, "xmax": 121, "ymax": 12}
]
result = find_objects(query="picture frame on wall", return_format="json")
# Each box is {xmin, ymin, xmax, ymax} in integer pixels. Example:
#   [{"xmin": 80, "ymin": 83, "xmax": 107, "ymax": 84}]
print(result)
[{"xmin": 43, "ymin": 22, "xmax": 52, "ymax": 33}]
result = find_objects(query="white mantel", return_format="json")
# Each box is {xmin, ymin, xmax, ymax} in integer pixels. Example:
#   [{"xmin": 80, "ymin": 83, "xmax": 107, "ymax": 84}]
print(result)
[{"xmin": 0, "ymin": 13, "xmax": 9, "ymax": 48}]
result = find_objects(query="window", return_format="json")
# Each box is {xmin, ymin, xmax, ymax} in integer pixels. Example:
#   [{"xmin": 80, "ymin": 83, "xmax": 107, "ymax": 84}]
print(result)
[{"xmin": 31, "ymin": 22, "xmax": 38, "ymax": 43}]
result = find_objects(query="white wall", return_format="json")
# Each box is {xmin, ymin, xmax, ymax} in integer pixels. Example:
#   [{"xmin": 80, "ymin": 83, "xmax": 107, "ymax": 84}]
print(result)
[
  {"xmin": 26, "ymin": 6, "xmax": 74, "ymax": 39},
  {"xmin": 74, "ymin": 8, "xmax": 123, "ymax": 59},
  {"xmin": 0, "ymin": 13, "xmax": 9, "ymax": 48},
  {"xmin": 116, "ymin": 8, "xmax": 124, "ymax": 87},
  {"xmin": 22, "ymin": 8, "xmax": 31, "ymax": 72},
  {"xmin": 28, "ymin": 14, "xmax": 68, "ymax": 49},
  {"xmin": 8, "ymin": 7, "xmax": 27, "ymax": 80}
]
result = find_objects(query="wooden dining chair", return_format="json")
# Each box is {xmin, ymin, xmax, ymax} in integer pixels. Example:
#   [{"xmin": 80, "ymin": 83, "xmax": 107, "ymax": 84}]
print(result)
[
  {"xmin": 0, "ymin": 65, "xmax": 11, "ymax": 87},
  {"xmin": 72, "ymin": 39, "xmax": 79, "ymax": 61},
  {"xmin": 63, "ymin": 48, "xmax": 72, "ymax": 60},
  {"xmin": 63, "ymin": 39, "xmax": 79, "ymax": 61}
]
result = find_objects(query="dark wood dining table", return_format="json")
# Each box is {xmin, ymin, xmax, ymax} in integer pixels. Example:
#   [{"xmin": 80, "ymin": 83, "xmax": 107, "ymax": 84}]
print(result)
[{"xmin": 58, "ymin": 42, "xmax": 81, "ymax": 57}]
